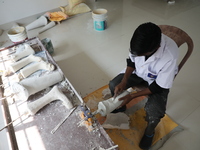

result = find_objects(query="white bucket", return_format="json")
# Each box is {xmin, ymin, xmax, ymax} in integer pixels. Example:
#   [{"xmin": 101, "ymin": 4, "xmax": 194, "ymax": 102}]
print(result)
[
  {"xmin": 7, "ymin": 26, "xmax": 27, "ymax": 43},
  {"xmin": 92, "ymin": 9, "xmax": 107, "ymax": 31}
]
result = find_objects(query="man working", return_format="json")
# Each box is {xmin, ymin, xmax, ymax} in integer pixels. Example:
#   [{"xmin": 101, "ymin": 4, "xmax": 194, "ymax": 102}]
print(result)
[{"xmin": 109, "ymin": 22, "xmax": 179, "ymax": 149}]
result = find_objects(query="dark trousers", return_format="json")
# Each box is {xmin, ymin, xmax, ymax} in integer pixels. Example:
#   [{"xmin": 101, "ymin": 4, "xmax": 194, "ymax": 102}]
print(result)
[{"xmin": 109, "ymin": 73, "xmax": 169, "ymax": 135}]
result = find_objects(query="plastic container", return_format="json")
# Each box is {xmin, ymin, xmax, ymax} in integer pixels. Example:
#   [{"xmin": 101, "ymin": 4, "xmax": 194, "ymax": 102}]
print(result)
[
  {"xmin": 92, "ymin": 8, "xmax": 108, "ymax": 31},
  {"xmin": 7, "ymin": 26, "xmax": 27, "ymax": 43},
  {"xmin": 41, "ymin": 38, "xmax": 54, "ymax": 54}
]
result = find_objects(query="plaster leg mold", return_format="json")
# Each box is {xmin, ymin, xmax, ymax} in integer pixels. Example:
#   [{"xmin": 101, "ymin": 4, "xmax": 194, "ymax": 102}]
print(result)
[
  {"xmin": 94, "ymin": 88, "xmax": 133, "ymax": 116},
  {"xmin": 18, "ymin": 61, "xmax": 55, "ymax": 79},
  {"xmin": 11, "ymin": 43, "xmax": 35, "ymax": 62},
  {"xmin": 38, "ymin": 21, "xmax": 56, "ymax": 34},
  {"xmin": 25, "ymin": 85, "xmax": 73, "ymax": 115},
  {"xmin": 26, "ymin": 16, "xmax": 48, "ymax": 31},
  {"xmin": 11, "ymin": 71, "xmax": 64, "ymax": 101},
  {"xmin": 9, "ymin": 54, "xmax": 42, "ymax": 73}
]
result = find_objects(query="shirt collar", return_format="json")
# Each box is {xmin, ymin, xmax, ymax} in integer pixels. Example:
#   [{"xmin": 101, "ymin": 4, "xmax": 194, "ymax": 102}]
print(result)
[
  {"xmin": 153, "ymin": 34, "xmax": 165, "ymax": 59},
  {"xmin": 140, "ymin": 34, "xmax": 165, "ymax": 63}
]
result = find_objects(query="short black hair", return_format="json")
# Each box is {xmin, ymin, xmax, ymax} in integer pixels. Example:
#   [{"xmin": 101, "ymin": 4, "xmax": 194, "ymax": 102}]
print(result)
[{"xmin": 130, "ymin": 22, "xmax": 161, "ymax": 56}]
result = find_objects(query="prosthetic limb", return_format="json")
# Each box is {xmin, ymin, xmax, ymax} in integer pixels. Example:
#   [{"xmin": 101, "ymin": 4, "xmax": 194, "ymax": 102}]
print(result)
[{"xmin": 11, "ymin": 71, "xmax": 63, "ymax": 101}]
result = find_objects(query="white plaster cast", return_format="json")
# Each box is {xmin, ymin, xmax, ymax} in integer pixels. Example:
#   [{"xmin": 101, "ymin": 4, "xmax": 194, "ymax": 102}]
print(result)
[
  {"xmin": 11, "ymin": 83, "xmax": 29, "ymax": 101},
  {"xmin": 94, "ymin": 88, "xmax": 134, "ymax": 116},
  {"xmin": 38, "ymin": 21, "xmax": 56, "ymax": 34},
  {"xmin": 19, "ymin": 61, "xmax": 55, "ymax": 79},
  {"xmin": 102, "ymin": 113, "xmax": 130, "ymax": 129},
  {"xmin": 9, "ymin": 54, "xmax": 42, "ymax": 73},
  {"xmin": 11, "ymin": 71, "xmax": 64, "ymax": 101},
  {"xmin": 26, "ymin": 16, "xmax": 48, "ymax": 31},
  {"xmin": 25, "ymin": 85, "xmax": 73, "ymax": 115},
  {"xmin": 11, "ymin": 43, "xmax": 35, "ymax": 62}
]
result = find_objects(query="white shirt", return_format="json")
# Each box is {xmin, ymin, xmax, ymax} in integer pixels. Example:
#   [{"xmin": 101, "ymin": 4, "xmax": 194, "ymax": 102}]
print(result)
[{"xmin": 121, "ymin": 34, "xmax": 179, "ymax": 89}]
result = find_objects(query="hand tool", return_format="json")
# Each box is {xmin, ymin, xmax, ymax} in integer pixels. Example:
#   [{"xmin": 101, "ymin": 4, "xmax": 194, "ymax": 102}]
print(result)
[
  {"xmin": 80, "ymin": 104, "xmax": 93, "ymax": 121},
  {"xmin": 78, "ymin": 104, "xmax": 95, "ymax": 131}
]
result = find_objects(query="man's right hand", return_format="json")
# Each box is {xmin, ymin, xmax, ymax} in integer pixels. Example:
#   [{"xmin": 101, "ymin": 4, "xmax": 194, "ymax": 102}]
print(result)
[
  {"xmin": 114, "ymin": 81, "xmax": 127, "ymax": 98},
  {"xmin": 114, "ymin": 66, "xmax": 135, "ymax": 98}
]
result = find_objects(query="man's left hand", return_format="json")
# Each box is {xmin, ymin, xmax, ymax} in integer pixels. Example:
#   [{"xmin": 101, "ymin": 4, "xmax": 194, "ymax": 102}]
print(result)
[{"xmin": 117, "ymin": 94, "xmax": 133, "ymax": 108}]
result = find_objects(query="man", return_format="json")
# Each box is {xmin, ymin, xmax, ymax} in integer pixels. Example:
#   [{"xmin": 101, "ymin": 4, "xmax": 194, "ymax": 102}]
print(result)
[{"xmin": 109, "ymin": 22, "xmax": 179, "ymax": 149}]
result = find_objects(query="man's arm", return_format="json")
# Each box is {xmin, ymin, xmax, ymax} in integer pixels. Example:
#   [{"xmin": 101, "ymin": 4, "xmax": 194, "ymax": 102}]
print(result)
[
  {"xmin": 118, "ymin": 88, "xmax": 152, "ymax": 108},
  {"xmin": 114, "ymin": 66, "xmax": 135, "ymax": 97},
  {"xmin": 118, "ymin": 81, "xmax": 169, "ymax": 108},
  {"xmin": 121, "ymin": 66, "xmax": 135, "ymax": 84}
]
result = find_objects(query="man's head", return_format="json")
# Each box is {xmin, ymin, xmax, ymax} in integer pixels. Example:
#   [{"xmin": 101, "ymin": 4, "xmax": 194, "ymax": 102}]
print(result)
[{"xmin": 130, "ymin": 22, "xmax": 161, "ymax": 56}]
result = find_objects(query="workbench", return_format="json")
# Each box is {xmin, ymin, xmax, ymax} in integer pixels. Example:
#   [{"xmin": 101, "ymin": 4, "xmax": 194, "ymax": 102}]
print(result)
[{"xmin": 0, "ymin": 37, "xmax": 117, "ymax": 150}]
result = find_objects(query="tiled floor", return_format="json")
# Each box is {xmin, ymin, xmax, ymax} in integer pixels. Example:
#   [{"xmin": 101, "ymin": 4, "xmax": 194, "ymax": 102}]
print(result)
[{"xmin": 0, "ymin": 0, "xmax": 200, "ymax": 149}]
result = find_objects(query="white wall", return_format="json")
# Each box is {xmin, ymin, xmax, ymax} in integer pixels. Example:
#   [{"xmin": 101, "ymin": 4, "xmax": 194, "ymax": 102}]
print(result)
[{"xmin": 0, "ymin": 0, "xmax": 68, "ymax": 25}]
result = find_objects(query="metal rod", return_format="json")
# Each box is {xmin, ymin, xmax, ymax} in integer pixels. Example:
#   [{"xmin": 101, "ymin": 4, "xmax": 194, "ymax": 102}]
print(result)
[
  {"xmin": 106, "ymin": 145, "xmax": 118, "ymax": 150},
  {"xmin": 99, "ymin": 145, "xmax": 119, "ymax": 150},
  {"xmin": 51, "ymin": 106, "xmax": 77, "ymax": 134},
  {"xmin": 0, "ymin": 58, "xmax": 12, "ymax": 63},
  {"xmin": 0, "ymin": 93, "xmax": 15, "ymax": 101},
  {"xmin": 0, "ymin": 113, "xmax": 27, "ymax": 132}
]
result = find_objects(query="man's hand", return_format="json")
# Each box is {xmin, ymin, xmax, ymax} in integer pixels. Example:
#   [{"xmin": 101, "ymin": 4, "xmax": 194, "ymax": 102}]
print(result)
[
  {"xmin": 117, "ymin": 88, "xmax": 152, "ymax": 108},
  {"xmin": 114, "ymin": 81, "xmax": 127, "ymax": 98},
  {"xmin": 113, "ymin": 66, "xmax": 135, "ymax": 98},
  {"xmin": 117, "ymin": 94, "xmax": 133, "ymax": 108}
]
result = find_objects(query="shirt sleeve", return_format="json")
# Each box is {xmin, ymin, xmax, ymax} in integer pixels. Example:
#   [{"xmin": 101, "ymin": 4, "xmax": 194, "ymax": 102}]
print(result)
[
  {"xmin": 156, "ymin": 59, "xmax": 177, "ymax": 89},
  {"xmin": 149, "ymin": 81, "xmax": 168, "ymax": 94},
  {"xmin": 126, "ymin": 58, "xmax": 135, "ymax": 68}
]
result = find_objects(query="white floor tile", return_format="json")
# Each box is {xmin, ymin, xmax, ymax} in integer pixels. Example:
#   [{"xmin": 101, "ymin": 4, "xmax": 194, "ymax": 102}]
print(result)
[{"xmin": 162, "ymin": 105, "xmax": 200, "ymax": 150}]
